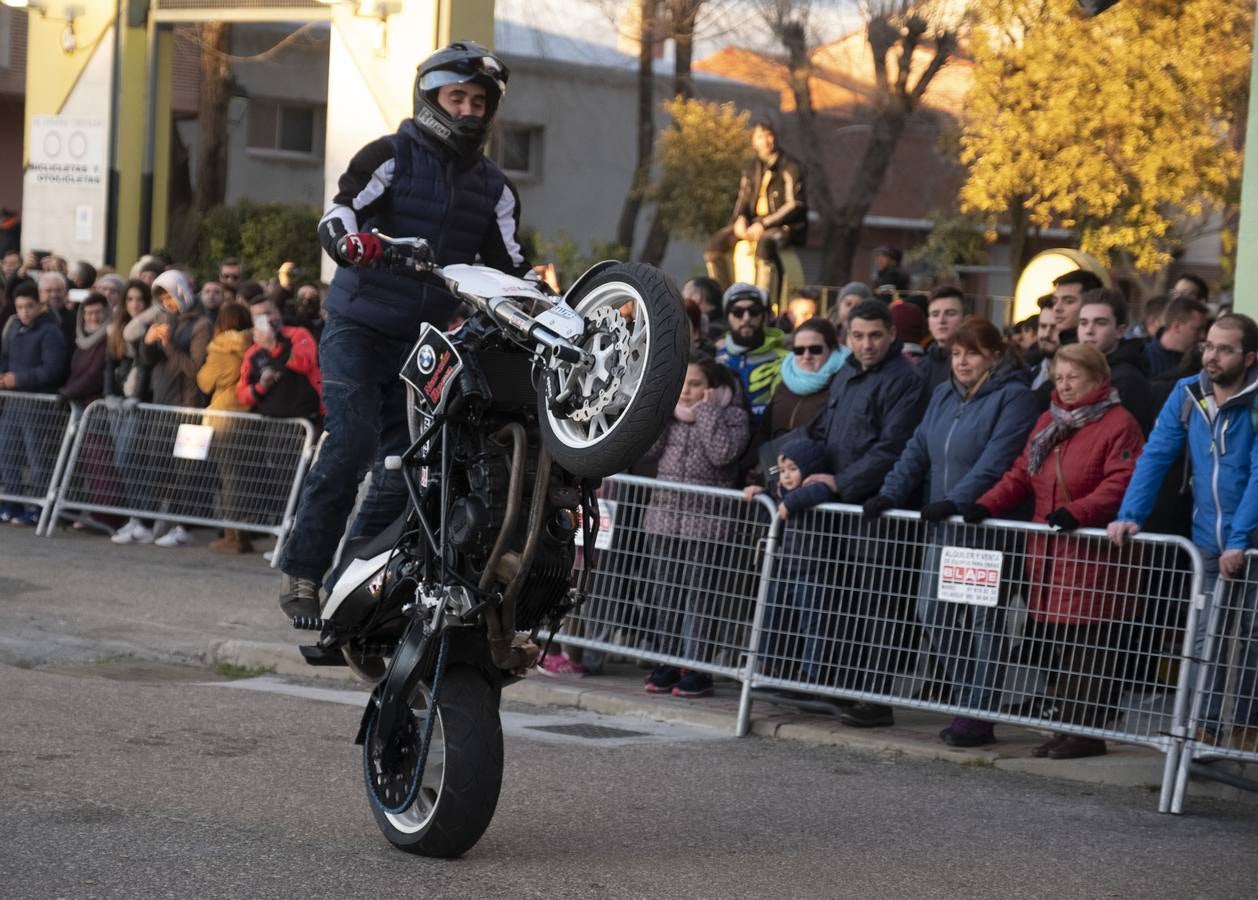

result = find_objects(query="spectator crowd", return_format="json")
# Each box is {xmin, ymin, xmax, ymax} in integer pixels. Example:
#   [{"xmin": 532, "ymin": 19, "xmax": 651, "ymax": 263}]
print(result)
[
  {"xmin": 0, "ymin": 248, "xmax": 326, "ymax": 549},
  {"xmin": 589, "ymin": 264, "xmax": 1257, "ymax": 762}
]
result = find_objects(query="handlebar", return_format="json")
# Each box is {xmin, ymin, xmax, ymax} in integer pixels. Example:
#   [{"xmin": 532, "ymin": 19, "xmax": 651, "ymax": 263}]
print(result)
[
  {"xmin": 368, "ymin": 231, "xmax": 591, "ymax": 367},
  {"xmin": 371, "ymin": 232, "xmax": 435, "ymax": 272}
]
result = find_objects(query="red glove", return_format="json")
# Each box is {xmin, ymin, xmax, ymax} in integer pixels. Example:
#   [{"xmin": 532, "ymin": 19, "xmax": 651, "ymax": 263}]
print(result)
[{"xmin": 336, "ymin": 232, "xmax": 383, "ymax": 266}]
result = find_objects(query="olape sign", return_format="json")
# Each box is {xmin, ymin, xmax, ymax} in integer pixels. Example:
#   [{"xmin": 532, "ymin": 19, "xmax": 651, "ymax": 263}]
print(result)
[{"xmin": 937, "ymin": 547, "xmax": 1004, "ymax": 607}]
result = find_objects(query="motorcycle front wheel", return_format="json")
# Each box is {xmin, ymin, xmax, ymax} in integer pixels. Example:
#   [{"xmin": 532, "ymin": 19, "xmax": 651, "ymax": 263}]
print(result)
[
  {"xmin": 362, "ymin": 664, "xmax": 503, "ymax": 857},
  {"xmin": 539, "ymin": 262, "xmax": 687, "ymax": 478}
]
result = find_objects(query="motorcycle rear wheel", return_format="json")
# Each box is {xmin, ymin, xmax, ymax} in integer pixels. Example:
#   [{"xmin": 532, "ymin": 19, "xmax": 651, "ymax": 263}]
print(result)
[
  {"xmin": 539, "ymin": 262, "xmax": 687, "ymax": 478},
  {"xmin": 362, "ymin": 664, "xmax": 503, "ymax": 857}
]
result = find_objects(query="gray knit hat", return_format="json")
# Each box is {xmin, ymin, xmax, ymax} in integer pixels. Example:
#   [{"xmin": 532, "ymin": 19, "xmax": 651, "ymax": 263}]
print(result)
[{"xmin": 838, "ymin": 281, "xmax": 874, "ymax": 302}]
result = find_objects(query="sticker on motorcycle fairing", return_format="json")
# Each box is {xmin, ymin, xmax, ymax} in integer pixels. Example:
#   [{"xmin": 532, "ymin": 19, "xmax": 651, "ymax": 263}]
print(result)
[{"xmin": 402, "ymin": 324, "xmax": 463, "ymax": 416}]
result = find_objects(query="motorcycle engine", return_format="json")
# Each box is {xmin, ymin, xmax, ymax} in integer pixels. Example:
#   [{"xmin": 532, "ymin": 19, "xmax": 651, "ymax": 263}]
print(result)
[
  {"xmin": 447, "ymin": 449, "xmax": 511, "ymax": 560},
  {"xmin": 446, "ymin": 436, "xmax": 578, "ymax": 632}
]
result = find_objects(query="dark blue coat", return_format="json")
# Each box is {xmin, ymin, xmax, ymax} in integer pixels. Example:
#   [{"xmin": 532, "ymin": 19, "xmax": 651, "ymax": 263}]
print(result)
[
  {"xmin": 0, "ymin": 310, "xmax": 67, "ymax": 393},
  {"xmin": 814, "ymin": 339, "xmax": 929, "ymax": 503},
  {"xmin": 324, "ymin": 120, "xmax": 518, "ymax": 339},
  {"xmin": 879, "ymin": 361, "xmax": 1039, "ymax": 507}
]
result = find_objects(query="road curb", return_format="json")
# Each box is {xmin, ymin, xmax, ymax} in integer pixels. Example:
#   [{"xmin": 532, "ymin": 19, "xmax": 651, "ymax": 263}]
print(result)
[{"xmin": 205, "ymin": 639, "xmax": 1258, "ymax": 804}]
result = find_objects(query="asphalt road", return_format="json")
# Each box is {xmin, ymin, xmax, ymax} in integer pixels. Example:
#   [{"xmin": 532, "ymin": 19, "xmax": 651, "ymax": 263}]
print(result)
[
  {"xmin": 3, "ymin": 658, "xmax": 1258, "ymax": 899},
  {"xmin": 4, "ymin": 529, "xmax": 1258, "ymax": 898}
]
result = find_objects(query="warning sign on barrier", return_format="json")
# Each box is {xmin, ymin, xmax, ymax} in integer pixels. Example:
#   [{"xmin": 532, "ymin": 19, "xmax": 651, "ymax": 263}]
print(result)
[
  {"xmin": 575, "ymin": 499, "xmax": 616, "ymax": 551},
  {"xmin": 173, "ymin": 424, "xmax": 213, "ymax": 461},
  {"xmin": 937, "ymin": 546, "xmax": 1003, "ymax": 607}
]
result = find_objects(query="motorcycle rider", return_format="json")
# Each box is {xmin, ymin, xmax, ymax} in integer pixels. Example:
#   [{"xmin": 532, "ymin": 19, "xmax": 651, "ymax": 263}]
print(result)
[{"xmin": 278, "ymin": 41, "xmax": 534, "ymax": 621}]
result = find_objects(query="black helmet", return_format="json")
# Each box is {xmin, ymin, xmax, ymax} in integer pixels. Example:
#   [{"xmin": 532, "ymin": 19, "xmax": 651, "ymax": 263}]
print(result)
[{"xmin": 413, "ymin": 41, "xmax": 509, "ymax": 160}]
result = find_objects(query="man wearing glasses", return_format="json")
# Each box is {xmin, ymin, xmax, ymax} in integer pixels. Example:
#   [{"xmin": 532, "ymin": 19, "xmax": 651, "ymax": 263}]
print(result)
[
  {"xmin": 1110, "ymin": 313, "xmax": 1258, "ymax": 752},
  {"xmin": 218, "ymin": 258, "xmax": 242, "ymax": 303},
  {"xmin": 714, "ymin": 282, "xmax": 789, "ymax": 423}
]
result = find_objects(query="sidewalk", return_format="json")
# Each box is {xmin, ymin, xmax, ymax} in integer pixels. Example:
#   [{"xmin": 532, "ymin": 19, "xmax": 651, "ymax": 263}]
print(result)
[{"xmin": 209, "ymin": 636, "xmax": 1258, "ymax": 805}]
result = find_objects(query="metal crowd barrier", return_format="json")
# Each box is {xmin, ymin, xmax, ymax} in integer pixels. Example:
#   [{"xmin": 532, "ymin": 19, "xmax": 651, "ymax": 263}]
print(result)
[
  {"xmin": 1175, "ymin": 550, "xmax": 1258, "ymax": 803},
  {"xmin": 554, "ymin": 476, "xmax": 1209, "ymax": 814},
  {"xmin": 560, "ymin": 474, "xmax": 778, "ymax": 684},
  {"xmin": 0, "ymin": 391, "xmax": 81, "ymax": 533},
  {"xmin": 46, "ymin": 400, "xmax": 316, "ymax": 565},
  {"xmin": 743, "ymin": 504, "xmax": 1203, "ymax": 815}
]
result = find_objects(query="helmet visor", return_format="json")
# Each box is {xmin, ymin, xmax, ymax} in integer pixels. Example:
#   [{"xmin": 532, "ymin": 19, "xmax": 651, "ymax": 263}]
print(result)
[{"xmin": 419, "ymin": 57, "xmax": 508, "ymax": 97}]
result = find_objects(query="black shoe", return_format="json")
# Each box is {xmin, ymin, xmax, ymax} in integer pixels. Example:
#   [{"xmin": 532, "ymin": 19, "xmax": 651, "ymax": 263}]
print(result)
[
  {"xmin": 279, "ymin": 575, "xmax": 320, "ymax": 621},
  {"xmin": 939, "ymin": 718, "xmax": 997, "ymax": 748},
  {"xmin": 1046, "ymin": 736, "xmax": 1107, "ymax": 760},
  {"xmin": 837, "ymin": 702, "xmax": 894, "ymax": 728},
  {"xmin": 773, "ymin": 688, "xmax": 854, "ymax": 708},
  {"xmin": 1031, "ymin": 734, "xmax": 1068, "ymax": 758}
]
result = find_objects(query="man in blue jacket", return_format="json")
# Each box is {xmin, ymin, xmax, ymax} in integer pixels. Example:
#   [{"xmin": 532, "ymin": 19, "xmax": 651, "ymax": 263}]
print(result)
[
  {"xmin": 1109, "ymin": 313, "xmax": 1258, "ymax": 751},
  {"xmin": 277, "ymin": 42, "xmax": 533, "ymax": 620},
  {"xmin": 802, "ymin": 299, "xmax": 930, "ymax": 727},
  {"xmin": 0, "ymin": 288, "xmax": 68, "ymax": 525}
]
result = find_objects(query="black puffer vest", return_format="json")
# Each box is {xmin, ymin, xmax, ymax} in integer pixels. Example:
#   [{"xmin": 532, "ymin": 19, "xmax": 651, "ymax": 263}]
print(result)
[{"xmin": 324, "ymin": 120, "xmax": 508, "ymax": 340}]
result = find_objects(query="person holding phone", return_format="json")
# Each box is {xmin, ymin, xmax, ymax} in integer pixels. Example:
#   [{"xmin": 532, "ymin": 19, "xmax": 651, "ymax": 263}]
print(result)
[{"xmin": 236, "ymin": 297, "xmax": 322, "ymax": 424}]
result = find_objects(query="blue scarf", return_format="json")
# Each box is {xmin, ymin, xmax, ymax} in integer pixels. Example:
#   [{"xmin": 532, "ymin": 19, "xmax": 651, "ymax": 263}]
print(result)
[{"xmin": 780, "ymin": 345, "xmax": 849, "ymax": 395}]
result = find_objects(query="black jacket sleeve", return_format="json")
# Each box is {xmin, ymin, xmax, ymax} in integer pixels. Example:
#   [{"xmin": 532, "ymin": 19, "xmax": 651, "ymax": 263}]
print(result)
[{"xmin": 317, "ymin": 136, "xmax": 396, "ymax": 260}]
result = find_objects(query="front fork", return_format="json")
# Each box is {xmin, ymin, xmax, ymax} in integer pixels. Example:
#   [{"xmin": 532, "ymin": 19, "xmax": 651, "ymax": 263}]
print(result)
[{"xmin": 356, "ymin": 597, "xmax": 447, "ymax": 752}]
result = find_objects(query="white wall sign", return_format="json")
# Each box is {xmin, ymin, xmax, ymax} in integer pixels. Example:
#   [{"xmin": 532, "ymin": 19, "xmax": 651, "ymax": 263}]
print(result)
[
  {"xmin": 74, "ymin": 206, "xmax": 93, "ymax": 242},
  {"xmin": 22, "ymin": 37, "xmax": 113, "ymax": 264},
  {"xmin": 29, "ymin": 115, "xmax": 107, "ymax": 187},
  {"xmin": 937, "ymin": 546, "xmax": 1003, "ymax": 607}
]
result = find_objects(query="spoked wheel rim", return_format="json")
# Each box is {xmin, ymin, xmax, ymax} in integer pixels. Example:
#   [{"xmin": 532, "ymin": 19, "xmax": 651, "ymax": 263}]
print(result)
[
  {"xmin": 544, "ymin": 282, "xmax": 651, "ymax": 450},
  {"xmin": 370, "ymin": 685, "xmax": 447, "ymax": 834}
]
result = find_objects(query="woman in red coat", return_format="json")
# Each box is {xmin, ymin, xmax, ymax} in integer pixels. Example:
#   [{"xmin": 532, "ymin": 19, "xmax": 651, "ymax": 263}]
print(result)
[{"xmin": 964, "ymin": 343, "xmax": 1145, "ymax": 760}]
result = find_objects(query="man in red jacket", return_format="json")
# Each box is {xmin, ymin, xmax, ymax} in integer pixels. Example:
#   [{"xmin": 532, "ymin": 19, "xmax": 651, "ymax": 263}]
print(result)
[{"xmin": 236, "ymin": 296, "xmax": 323, "ymax": 423}]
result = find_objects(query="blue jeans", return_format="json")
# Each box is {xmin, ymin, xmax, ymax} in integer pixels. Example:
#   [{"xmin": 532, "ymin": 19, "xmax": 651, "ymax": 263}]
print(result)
[
  {"xmin": 916, "ymin": 543, "xmax": 1006, "ymax": 713},
  {"xmin": 0, "ymin": 407, "xmax": 53, "ymax": 498},
  {"xmin": 1196, "ymin": 552, "xmax": 1258, "ymax": 731},
  {"xmin": 278, "ymin": 315, "xmax": 413, "ymax": 582},
  {"xmin": 110, "ymin": 410, "xmax": 153, "ymax": 513}
]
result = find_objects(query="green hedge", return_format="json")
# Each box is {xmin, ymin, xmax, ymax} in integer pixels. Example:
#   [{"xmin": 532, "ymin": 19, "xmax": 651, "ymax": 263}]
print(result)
[{"xmin": 197, "ymin": 201, "xmax": 321, "ymax": 282}]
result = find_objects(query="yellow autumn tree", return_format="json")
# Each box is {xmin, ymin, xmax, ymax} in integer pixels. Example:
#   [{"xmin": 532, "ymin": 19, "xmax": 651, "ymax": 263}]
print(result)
[
  {"xmin": 647, "ymin": 98, "xmax": 752, "ymax": 242},
  {"xmin": 959, "ymin": 0, "xmax": 1253, "ymax": 274}
]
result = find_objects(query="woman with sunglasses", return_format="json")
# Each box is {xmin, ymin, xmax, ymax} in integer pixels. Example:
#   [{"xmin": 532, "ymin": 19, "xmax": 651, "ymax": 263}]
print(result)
[{"xmin": 745, "ymin": 318, "xmax": 847, "ymax": 477}]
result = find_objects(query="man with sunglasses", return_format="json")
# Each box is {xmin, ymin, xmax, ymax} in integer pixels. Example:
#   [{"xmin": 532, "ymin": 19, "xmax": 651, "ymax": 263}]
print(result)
[
  {"xmin": 276, "ymin": 42, "xmax": 533, "ymax": 622},
  {"xmin": 715, "ymin": 282, "xmax": 789, "ymax": 423}
]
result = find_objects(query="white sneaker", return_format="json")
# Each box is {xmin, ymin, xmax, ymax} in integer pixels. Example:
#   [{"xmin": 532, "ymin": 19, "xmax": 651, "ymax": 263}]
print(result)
[
  {"xmin": 263, "ymin": 550, "xmax": 274, "ymax": 563},
  {"xmin": 110, "ymin": 519, "xmax": 138, "ymax": 543},
  {"xmin": 130, "ymin": 523, "xmax": 155, "ymax": 544},
  {"xmin": 154, "ymin": 525, "xmax": 189, "ymax": 547},
  {"xmin": 113, "ymin": 520, "xmax": 156, "ymax": 544}
]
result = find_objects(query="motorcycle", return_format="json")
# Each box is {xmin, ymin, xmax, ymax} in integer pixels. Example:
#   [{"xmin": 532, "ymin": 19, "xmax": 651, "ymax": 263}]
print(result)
[{"xmin": 296, "ymin": 233, "xmax": 687, "ymax": 857}]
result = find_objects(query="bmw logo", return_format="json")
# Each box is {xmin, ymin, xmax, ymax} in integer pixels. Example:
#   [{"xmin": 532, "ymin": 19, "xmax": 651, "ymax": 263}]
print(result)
[{"xmin": 417, "ymin": 344, "xmax": 437, "ymax": 374}]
